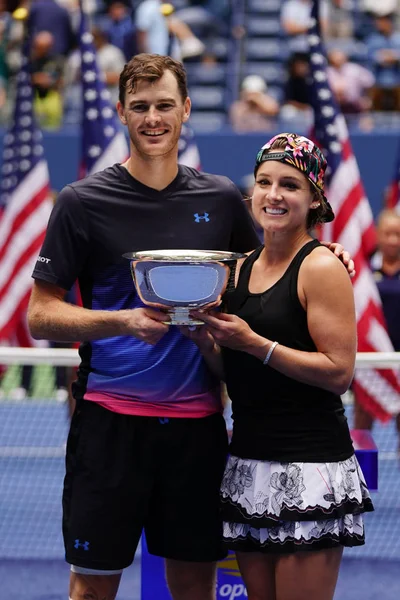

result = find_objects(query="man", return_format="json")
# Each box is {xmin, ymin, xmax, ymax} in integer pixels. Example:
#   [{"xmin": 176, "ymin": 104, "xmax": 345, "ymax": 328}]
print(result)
[
  {"xmin": 28, "ymin": 52, "xmax": 258, "ymax": 600},
  {"xmin": 28, "ymin": 53, "xmax": 353, "ymax": 600},
  {"xmin": 30, "ymin": 31, "xmax": 64, "ymax": 129},
  {"xmin": 27, "ymin": 0, "xmax": 75, "ymax": 57},
  {"xmin": 366, "ymin": 13, "xmax": 400, "ymax": 111}
]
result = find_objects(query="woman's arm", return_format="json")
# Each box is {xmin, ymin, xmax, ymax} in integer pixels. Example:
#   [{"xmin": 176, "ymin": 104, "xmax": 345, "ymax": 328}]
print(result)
[
  {"xmin": 193, "ymin": 248, "xmax": 357, "ymax": 395},
  {"xmin": 265, "ymin": 247, "xmax": 357, "ymax": 394}
]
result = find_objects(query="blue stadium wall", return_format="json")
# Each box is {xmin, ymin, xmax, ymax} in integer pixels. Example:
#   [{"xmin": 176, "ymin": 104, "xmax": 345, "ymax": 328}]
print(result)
[{"xmin": 0, "ymin": 127, "xmax": 398, "ymax": 220}]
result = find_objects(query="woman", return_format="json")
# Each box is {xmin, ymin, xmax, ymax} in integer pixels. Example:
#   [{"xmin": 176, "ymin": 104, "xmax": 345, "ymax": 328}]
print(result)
[{"xmin": 186, "ymin": 133, "xmax": 374, "ymax": 600}]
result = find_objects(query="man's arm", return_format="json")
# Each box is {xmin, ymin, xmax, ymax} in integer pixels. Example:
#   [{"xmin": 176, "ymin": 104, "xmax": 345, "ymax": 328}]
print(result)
[{"xmin": 28, "ymin": 279, "xmax": 170, "ymax": 345}]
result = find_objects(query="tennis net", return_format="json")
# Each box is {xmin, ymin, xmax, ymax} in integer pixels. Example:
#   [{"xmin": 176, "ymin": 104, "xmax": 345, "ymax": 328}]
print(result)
[{"xmin": 0, "ymin": 347, "xmax": 399, "ymax": 561}]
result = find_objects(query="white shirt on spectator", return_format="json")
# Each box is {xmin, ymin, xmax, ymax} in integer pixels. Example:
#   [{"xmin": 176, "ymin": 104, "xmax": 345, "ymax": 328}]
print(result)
[
  {"xmin": 135, "ymin": 0, "xmax": 170, "ymax": 55},
  {"xmin": 281, "ymin": 0, "xmax": 329, "ymax": 53}
]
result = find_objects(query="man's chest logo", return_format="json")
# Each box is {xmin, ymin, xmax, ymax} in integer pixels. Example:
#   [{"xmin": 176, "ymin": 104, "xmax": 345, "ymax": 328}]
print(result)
[{"xmin": 194, "ymin": 212, "xmax": 210, "ymax": 223}]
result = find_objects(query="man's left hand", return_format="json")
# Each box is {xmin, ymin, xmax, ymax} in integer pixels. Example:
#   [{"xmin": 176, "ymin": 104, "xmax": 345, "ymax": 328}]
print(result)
[{"xmin": 320, "ymin": 241, "xmax": 356, "ymax": 278}]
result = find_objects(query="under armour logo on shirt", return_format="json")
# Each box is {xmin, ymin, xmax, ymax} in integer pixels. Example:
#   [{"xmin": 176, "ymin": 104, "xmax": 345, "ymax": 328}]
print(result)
[{"xmin": 194, "ymin": 212, "xmax": 210, "ymax": 222}]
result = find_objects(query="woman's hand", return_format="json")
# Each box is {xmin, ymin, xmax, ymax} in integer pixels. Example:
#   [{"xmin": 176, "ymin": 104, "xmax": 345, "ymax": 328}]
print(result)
[
  {"xmin": 190, "ymin": 310, "xmax": 264, "ymax": 354},
  {"xmin": 320, "ymin": 241, "xmax": 356, "ymax": 278}
]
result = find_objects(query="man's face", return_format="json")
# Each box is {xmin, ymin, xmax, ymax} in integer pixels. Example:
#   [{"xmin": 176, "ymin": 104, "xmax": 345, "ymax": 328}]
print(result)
[{"xmin": 117, "ymin": 70, "xmax": 191, "ymax": 161}]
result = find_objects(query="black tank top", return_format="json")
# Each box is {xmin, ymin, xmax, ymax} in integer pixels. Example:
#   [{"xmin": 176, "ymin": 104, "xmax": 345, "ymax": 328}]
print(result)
[{"xmin": 223, "ymin": 239, "xmax": 354, "ymax": 462}]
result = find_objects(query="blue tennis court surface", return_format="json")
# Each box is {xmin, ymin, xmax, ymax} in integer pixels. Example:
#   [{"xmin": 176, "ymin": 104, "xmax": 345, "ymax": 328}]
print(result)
[{"xmin": 0, "ymin": 401, "xmax": 399, "ymax": 599}]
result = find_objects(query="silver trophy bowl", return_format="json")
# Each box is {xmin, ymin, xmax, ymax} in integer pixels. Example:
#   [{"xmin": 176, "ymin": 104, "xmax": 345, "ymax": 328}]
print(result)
[{"xmin": 122, "ymin": 249, "xmax": 246, "ymax": 325}]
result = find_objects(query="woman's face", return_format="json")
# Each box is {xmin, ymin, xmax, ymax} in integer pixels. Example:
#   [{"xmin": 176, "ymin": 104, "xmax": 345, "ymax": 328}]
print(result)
[
  {"xmin": 252, "ymin": 160, "xmax": 316, "ymax": 234},
  {"xmin": 378, "ymin": 215, "xmax": 400, "ymax": 260}
]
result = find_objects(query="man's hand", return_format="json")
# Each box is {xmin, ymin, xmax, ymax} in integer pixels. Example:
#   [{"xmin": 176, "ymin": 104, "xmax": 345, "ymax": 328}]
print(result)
[
  {"xmin": 320, "ymin": 241, "xmax": 356, "ymax": 278},
  {"xmin": 120, "ymin": 307, "xmax": 170, "ymax": 344}
]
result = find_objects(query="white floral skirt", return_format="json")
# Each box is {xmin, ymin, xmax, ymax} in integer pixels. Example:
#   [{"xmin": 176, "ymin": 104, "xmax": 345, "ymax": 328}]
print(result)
[{"xmin": 221, "ymin": 454, "xmax": 374, "ymax": 553}]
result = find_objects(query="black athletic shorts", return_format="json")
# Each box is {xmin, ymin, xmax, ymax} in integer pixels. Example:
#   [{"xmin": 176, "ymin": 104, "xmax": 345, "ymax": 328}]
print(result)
[{"xmin": 63, "ymin": 400, "xmax": 229, "ymax": 570}]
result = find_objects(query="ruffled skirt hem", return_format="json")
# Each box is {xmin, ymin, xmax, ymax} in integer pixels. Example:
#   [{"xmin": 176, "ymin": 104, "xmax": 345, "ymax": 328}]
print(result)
[{"xmin": 220, "ymin": 454, "xmax": 374, "ymax": 553}]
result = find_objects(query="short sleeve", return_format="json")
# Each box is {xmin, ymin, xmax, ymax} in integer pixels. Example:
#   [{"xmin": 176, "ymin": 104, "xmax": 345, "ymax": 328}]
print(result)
[{"xmin": 32, "ymin": 185, "xmax": 90, "ymax": 290}]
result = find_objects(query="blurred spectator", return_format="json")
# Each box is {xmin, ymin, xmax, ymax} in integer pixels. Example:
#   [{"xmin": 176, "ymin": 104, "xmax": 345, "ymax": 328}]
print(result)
[
  {"xmin": 327, "ymin": 48, "xmax": 375, "ymax": 113},
  {"xmin": 327, "ymin": 0, "xmax": 354, "ymax": 39},
  {"xmin": 366, "ymin": 13, "xmax": 400, "ymax": 110},
  {"xmin": 281, "ymin": 0, "xmax": 329, "ymax": 54},
  {"xmin": 354, "ymin": 209, "xmax": 400, "ymax": 446},
  {"xmin": 3, "ymin": 5, "xmax": 27, "ymax": 85},
  {"xmin": 229, "ymin": 74, "xmax": 279, "ymax": 132},
  {"xmin": 135, "ymin": 0, "xmax": 179, "ymax": 57},
  {"xmin": 56, "ymin": 0, "xmax": 98, "ymax": 34},
  {"xmin": 0, "ymin": 10, "xmax": 8, "ymax": 121},
  {"xmin": 9, "ymin": 363, "xmax": 70, "ymax": 402},
  {"xmin": 280, "ymin": 52, "xmax": 313, "ymax": 124},
  {"xmin": 91, "ymin": 26, "xmax": 125, "ymax": 104},
  {"xmin": 372, "ymin": 209, "xmax": 400, "ymax": 353},
  {"xmin": 8, "ymin": 365, "xmax": 33, "ymax": 401},
  {"xmin": 27, "ymin": 0, "xmax": 75, "ymax": 56},
  {"xmin": 96, "ymin": 0, "xmax": 135, "ymax": 57},
  {"xmin": 135, "ymin": 0, "xmax": 204, "ymax": 60},
  {"xmin": 167, "ymin": 10, "xmax": 205, "ymax": 60},
  {"xmin": 31, "ymin": 31, "xmax": 64, "ymax": 129},
  {"xmin": 362, "ymin": 0, "xmax": 399, "ymax": 12},
  {"xmin": 355, "ymin": 1, "xmax": 400, "ymax": 39},
  {"xmin": 65, "ymin": 26, "xmax": 125, "ymax": 110},
  {"xmin": 174, "ymin": 0, "xmax": 230, "ymax": 41},
  {"xmin": 361, "ymin": 0, "xmax": 400, "ymax": 19}
]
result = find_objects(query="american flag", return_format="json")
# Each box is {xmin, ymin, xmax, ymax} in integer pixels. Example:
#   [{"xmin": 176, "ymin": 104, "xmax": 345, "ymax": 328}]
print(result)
[
  {"xmin": 385, "ymin": 142, "xmax": 400, "ymax": 213},
  {"xmin": 0, "ymin": 48, "xmax": 53, "ymax": 342},
  {"xmin": 78, "ymin": 5, "xmax": 129, "ymax": 177},
  {"xmin": 178, "ymin": 123, "xmax": 201, "ymax": 170},
  {"xmin": 308, "ymin": 0, "xmax": 400, "ymax": 422}
]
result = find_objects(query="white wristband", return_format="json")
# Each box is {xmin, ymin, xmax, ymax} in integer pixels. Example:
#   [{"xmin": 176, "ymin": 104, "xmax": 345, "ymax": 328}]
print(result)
[{"xmin": 263, "ymin": 341, "xmax": 278, "ymax": 365}]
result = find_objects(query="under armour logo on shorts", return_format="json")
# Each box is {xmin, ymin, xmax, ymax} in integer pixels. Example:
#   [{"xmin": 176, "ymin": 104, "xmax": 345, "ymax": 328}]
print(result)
[{"xmin": 74, "ymin": 539, "xmax": 90, "ymax": 551}]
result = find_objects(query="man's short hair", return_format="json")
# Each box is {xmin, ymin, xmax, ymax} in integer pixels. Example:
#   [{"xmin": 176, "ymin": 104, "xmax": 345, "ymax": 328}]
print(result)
[{"xmin": 119, "ymin": 53, "xmax": 188, "ymax": 105}]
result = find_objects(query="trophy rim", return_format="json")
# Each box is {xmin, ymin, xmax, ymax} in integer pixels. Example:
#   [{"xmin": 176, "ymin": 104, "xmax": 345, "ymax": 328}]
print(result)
[{"xmin": 122, "ymin": 249, "xmax": 247, "ymax": 262}]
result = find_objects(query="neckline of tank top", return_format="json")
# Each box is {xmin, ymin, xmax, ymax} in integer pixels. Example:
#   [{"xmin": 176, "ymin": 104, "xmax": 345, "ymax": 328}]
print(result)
[{"xmin": 238, "ymin": 239, "xmax": 319, "ymax": 297}]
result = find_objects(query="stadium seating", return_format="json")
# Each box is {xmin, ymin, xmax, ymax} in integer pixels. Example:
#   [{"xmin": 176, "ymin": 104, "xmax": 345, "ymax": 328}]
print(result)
[
  {"xmin": 189, "ymin": 85, "xmax": 226, "ymax": 111},
  {"xmin": 186, "ymin": 110, "xmax": 227, "ymax": 132}
]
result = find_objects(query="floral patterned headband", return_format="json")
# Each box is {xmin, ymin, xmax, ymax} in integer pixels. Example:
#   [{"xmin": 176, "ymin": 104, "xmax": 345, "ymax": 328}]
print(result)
[{"xmin": 254, "ymin": 133, "xmax": 334, "ymax": 223}]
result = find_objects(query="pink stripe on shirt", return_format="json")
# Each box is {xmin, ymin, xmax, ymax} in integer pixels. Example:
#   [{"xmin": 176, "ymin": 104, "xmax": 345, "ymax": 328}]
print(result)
[{"xmin": 84, "ymin": 389, "xmax": 223, "ymax": 418}]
